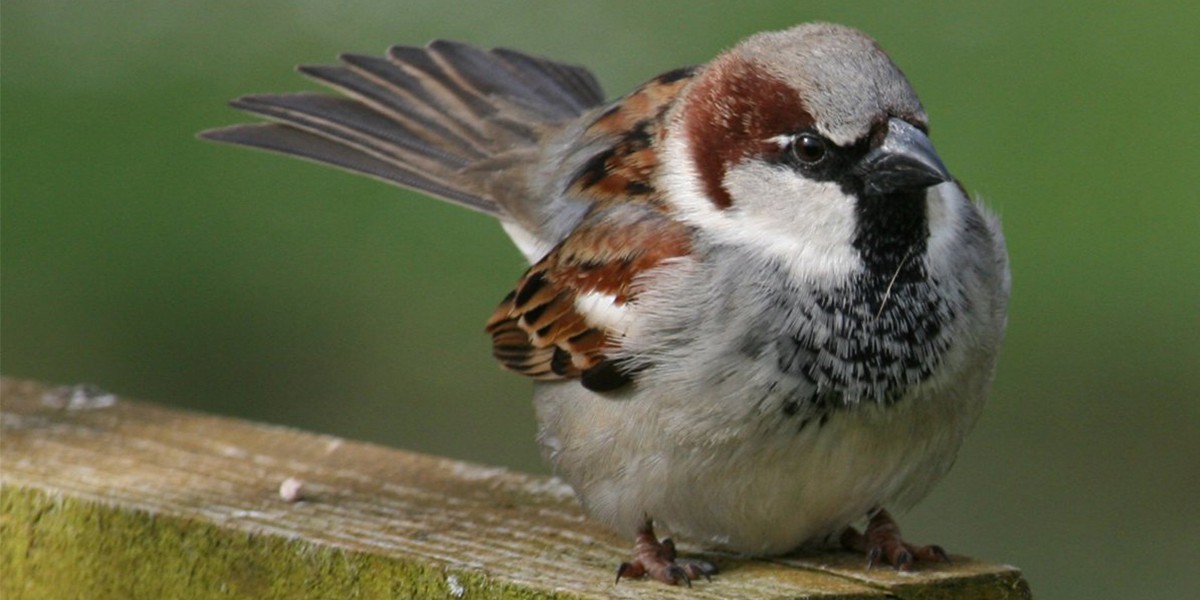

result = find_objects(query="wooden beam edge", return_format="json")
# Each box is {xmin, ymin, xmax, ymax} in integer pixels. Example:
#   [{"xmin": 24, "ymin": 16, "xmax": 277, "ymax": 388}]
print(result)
[{"xmin": 0, "ymin": 377, "xmax": 1030, "ymax": 599}]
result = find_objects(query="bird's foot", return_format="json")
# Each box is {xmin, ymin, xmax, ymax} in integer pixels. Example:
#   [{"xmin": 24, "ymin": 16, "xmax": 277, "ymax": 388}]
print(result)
[
  {"xmin": 615, "ymin": 518, "xmax": 718, "ymax": 586},
  {"xmin": 840, "ymin": 508, "xmax": 950, "ymax": 571}
]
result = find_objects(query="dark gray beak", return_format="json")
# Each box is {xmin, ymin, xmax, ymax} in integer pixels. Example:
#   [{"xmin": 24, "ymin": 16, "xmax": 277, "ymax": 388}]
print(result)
[{"xmin": 858, "ymin": 118, "xmax": 951, "ymax": 196}]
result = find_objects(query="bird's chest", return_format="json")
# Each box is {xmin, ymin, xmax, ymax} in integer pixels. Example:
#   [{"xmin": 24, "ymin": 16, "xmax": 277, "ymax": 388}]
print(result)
[
  {"xmin": 751, "ymin": 273, "xmax": 958, "ymax": 410},
  {"xmin": 627, "ymin": 251, "xmax": 964, "ymax": 424}
]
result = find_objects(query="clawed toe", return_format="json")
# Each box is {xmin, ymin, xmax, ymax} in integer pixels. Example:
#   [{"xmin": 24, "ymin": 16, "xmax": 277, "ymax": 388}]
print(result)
[
  {"xmin": 841, "ymin": 508, "xmax": 952, "ymax": 571},
  {"xmin": 615, "ymin": 519, "xmax": 718, "ymax": 586}
]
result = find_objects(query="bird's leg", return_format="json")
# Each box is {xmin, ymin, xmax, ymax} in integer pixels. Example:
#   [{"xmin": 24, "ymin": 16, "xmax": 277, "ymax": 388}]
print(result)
[
  {"xmin": 839, "ymin": 508, "xmax": 950, "ymax": 571},
  {"xmin": 615, "ymin": 518, "xmax": 718, "ymax": 586}
]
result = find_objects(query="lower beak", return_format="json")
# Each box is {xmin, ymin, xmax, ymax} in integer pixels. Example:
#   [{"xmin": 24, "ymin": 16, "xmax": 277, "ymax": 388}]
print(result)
[{"xmin": 858, "ymin": 118, "xmax": 951, "ymax": 196}]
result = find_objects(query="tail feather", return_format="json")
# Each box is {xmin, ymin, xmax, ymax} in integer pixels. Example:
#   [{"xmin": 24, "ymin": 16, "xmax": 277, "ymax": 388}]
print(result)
[
  {"xmin": 384, "ymin": 44, "xmax": 543, "ymax": 144},
  {"xmin": 325, "ymin": 55, "xmax": 490, "ymax": 158},
  {"xmin": 424, "ymin": 40, "xmax": 588, "ymax": 120},
  {"xmin": 201, "ymin": 123, "xmax": 498, "ymax": 215},
  {"xmin": 489, "ymin": 48, "xmax": 605, "ymax": 110},
  {"xmin": 199, "ymin": 42, "xmax": 606, "ymax": 221},
  {"xmin": 230, "ymin": 93, "xmax": 468, "ymax": 169},
  {"xmin": 296, "ymin": 62, "xmax": 488, "ymax": 161}
]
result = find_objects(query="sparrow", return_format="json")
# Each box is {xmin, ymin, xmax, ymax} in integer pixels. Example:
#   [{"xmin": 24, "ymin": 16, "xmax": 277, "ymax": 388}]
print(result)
[{"xmin": 201, "ymin": 23, "xmax": 1010, "ymax": 585}]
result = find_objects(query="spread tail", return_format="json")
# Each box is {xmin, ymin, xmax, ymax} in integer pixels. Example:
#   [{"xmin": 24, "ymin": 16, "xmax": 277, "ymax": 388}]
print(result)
[{"xmin": 199, "ymin": 41, "xmax": 605, "ymax": 219}]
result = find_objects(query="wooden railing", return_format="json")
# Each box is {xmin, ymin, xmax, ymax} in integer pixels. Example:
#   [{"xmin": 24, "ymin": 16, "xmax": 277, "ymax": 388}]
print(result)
[{"xmin": 0, "ymin": 378, "xmax": 1030, "ymax": 599}]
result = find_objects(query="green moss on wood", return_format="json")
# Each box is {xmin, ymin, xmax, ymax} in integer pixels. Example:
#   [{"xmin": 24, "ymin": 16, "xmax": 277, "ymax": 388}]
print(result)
[{"xmin": 1, "ymin": 487, "xmax": 569, "ymax": 600}]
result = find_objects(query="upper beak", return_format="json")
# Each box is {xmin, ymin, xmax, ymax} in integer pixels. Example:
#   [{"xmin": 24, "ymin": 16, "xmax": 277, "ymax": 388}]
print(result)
[{"xmin": 858, "ymin": 118, "xmax": 951, "ymax": 196}]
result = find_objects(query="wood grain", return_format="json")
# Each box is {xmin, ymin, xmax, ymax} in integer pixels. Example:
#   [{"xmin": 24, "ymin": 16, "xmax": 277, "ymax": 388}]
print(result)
[{"xmin": 0, "ymin": 377, "xmax": 1030, "ymax": 599}]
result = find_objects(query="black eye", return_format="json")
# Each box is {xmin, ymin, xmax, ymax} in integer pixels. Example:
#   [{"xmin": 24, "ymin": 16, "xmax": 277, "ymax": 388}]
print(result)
[{"xmin": 791, "ymin": 134, "xmax": 827, "ymax": 164}]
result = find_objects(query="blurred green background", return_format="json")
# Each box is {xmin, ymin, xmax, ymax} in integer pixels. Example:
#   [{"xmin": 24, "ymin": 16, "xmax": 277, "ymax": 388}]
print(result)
[{"xmin": 3, "ymin": 1, "xmax": 1197, "ymax": 597}]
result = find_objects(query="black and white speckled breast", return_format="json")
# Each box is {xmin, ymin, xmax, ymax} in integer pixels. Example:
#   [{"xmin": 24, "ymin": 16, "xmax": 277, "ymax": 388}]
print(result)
[{"xmin": 753, "ymin": 264, "xmax": 960, "ymax": 411}]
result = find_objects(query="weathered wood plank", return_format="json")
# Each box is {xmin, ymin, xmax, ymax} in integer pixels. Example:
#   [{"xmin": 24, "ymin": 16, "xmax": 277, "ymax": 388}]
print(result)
[{"xmin": 0, "ymin": 378, "xmax": 1030, "ymax": 599}]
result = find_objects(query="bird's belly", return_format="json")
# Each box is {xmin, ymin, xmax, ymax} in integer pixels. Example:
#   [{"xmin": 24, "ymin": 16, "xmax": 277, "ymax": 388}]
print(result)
[{"xmin": 533, "ymin": 376, "xmax": 980, "ymax": 555}]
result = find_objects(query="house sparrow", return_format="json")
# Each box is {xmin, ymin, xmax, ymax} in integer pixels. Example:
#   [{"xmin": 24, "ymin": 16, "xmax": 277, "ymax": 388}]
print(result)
[{"xmin": 201, "ymin": 23, "xmax": 1010, "ymax": 585}]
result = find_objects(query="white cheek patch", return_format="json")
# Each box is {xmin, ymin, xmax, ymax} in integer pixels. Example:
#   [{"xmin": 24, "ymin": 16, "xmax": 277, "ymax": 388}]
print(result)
[
  {"xmin": 661, "ymin": 131, "xmax": 862, "ymax": 284},
  {"xmin": 574, "ymin": 291, "xmax": 633, "ymax": 337},
  {"xmin": 726, "ymin": 162, "xmax": 862, "ymax": 282}
]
